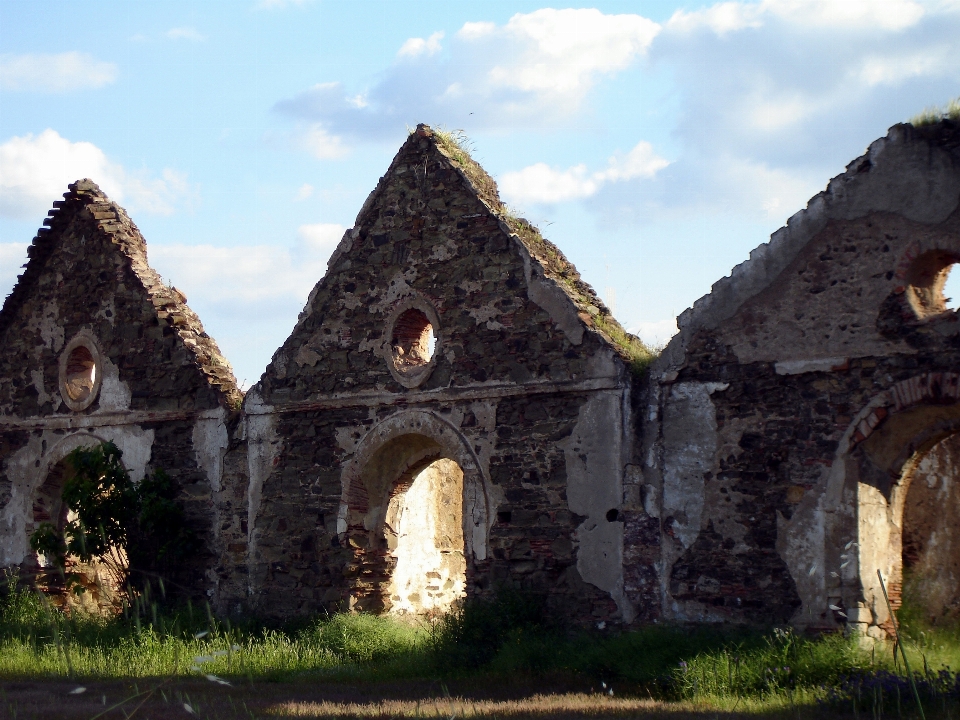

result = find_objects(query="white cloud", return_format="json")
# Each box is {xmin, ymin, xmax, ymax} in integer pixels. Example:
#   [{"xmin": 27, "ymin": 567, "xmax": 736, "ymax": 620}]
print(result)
[
  {"xmin": 500, "ymin": 141, "xmax": 669, "ymax": 205},
  {"xmin": 596, "ymin": 142, "xmax": 671, "ymax": 183},
  {"xmin": 276, "ymin": 8, "xmax": 660, "ymax": 135},
  {"xmin": 501, "ymin": 163, "xmax": 597, "ymax": 204},
  {"xmin": 148, "ymin": 223, "xmax": 345, "ymax": 304},
  {"xmin": 398, "ymin": 32, "xmax": 444, "ymax": 58},
  {"xmin": 0, "ymin": 52, "xmax": 117, "ymax": 92},
  {"xmin": 457, "ymin": 21, "xmax": 496, "ymax": 39},
  {"xmin": 301, "ymin": 123, "xmax": 349, "ymax": 159},
  {"xmin": 296, "ymin": 222, "xmax": 343, "ymax": 255},
  {"xmin": 484, "ymin": 9, "xmax": 660, "ymax": 100},
  {"xmin": 857, "ymin": 50, "xmax": 948, "ymax": 86},
  {"xmin": 667, "ymin": 3, "xmax": 762, "ymax": 35},
  {"xmin": 0, "ymin": 129, "xmax": 193, "ymax": 220},
  {"xmin": 667, "ymin": 0, "xmax": 924, "ymax": 34},
  {"xmin": 0, "ymin": 243, "xmax": 28, "ymax": 300},
  {"xmin": 165, "ymin": 27, "xmax": 205, "ymax": 42},
  {"xmin": 630, "ymin": 318, "xmax": 679, "ymax": 349},
  {"xmin": 295, "ymin": 183, "xmax": 314, "ymax": 201},
  {"xmin": 762, "ymin": 0, "xmax": 924, "ymax": 30}
]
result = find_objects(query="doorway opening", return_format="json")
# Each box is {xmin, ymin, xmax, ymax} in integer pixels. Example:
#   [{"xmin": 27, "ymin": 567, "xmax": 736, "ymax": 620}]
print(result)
[
  {"xmin": 344, "ymin": 433, "xmax": 467, "ymax": 616},
  {"xmin": 385, "ymin": 458, "xmax": 465, "ymax": 615},
  {"xmin": 29, "ymin": 458, "xmax": 126, "ymax": 614}
]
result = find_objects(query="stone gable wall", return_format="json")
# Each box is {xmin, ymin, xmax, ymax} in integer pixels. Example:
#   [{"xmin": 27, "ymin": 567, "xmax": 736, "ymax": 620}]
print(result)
[
  {"xmin": 644, "ymin": 120, "xmax": 960, "ymax": 636},
  {"xmin": 0, "ymin": 180, "xmax": 239, "ymax": 597},
  {"xmin": 220, "ymin": 130, "xmax": 646, "ymax": 623}
]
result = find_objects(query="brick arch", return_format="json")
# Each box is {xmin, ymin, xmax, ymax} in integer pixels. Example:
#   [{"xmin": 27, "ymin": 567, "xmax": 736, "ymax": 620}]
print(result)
[
  {"xmin": 337, "ymin": 410, "xmax": 491, "ymax": 612},
  {"xmin": 823, "ymin": 379, "xmax": 960, "ymax": 636}
]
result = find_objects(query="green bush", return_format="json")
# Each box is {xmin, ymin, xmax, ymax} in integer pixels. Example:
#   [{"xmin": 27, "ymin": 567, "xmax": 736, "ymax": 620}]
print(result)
[{"xmin": 29, "ymin": 442, "xmax": 196, "ymax": 599}]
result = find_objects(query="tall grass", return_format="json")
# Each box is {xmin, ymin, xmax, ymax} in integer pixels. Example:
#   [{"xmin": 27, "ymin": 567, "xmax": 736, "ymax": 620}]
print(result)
[{"xmin": 8, "ymin": 572, "xmax": 960, "ymax": 715}]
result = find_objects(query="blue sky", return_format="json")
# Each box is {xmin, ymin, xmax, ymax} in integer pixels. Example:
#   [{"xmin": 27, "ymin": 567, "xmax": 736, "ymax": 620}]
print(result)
[{"xmin": 1, "ymin": 0, "xmax": 959, "ymax": 388}]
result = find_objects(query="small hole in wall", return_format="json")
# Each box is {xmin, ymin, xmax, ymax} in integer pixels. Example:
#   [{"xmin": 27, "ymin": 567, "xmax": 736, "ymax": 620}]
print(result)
[
  {"xmin": 64, "ymin": 346, "xmax": 97, "ymax": 403},
  {"xmin": 606, "ymin": 508, "xmax": 620, "ymax": 522},
  {"xmin": 391, "ymin": 309, "xmax": 435, "ymax": 373}
]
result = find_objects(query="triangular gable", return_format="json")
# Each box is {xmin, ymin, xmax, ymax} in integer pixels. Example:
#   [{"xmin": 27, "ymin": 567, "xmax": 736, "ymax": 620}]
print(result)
[
  {"xmin": 656, "ymin": 120, "xmax": 960, "ymax": 372},
  {"xmin": 257, "ymin": 125, "xmax": 651, "ymax": 402},
  {"xmin": 0, "ymin": 179, "xmax": 240, "ymax": 415}
]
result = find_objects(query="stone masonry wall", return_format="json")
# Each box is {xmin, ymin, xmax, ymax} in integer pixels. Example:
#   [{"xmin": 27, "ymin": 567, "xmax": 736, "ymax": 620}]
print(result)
[
  {"xmin": 644, "ymin": 120, "xmax": 960, "ymax": 634},
  {"xmin": 0, "ymin": 180, "xmax": 240, "ymax": 599},
  {"xmin": 219, "ymin": 127, "xmax": 651, "ymax": 625}
]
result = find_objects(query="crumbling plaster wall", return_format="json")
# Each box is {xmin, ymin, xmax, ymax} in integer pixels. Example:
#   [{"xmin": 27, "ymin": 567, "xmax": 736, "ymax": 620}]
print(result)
[
  {"xmin": 0, "ymin": 181, "xmax": 239, "ymax": 599},
  {"xmin": 642, "ymin": 121, "xmax": 960, "ymax": 631},
  {"xmin": 215, "ymin": 128, "xmax": 645, "ymax": 624}
]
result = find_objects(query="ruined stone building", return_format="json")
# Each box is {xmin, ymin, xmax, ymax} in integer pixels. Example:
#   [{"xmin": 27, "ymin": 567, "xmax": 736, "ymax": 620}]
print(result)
[{"xmin": 2, "ymin": 121, "xmax": 960, "ymax": 638}]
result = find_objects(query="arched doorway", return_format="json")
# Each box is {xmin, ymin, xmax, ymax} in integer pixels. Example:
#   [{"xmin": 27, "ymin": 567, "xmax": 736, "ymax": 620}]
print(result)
[
  {"xmin": 844, "ymin": 376, "xmax": 960, "ymax": 634},
  {"xmin": 27, "ymin": 455, "xmax": 126, "ymax": 614},
  {"xmin": 338, "ymin": 411, "xmax": 490, "ymax": 615},
  {"xmin": 384, "ymin": 457, "xmax": 465, "ymax": 614}
]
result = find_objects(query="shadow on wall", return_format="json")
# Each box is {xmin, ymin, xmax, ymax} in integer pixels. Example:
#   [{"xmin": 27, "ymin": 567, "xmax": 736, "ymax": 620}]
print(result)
[{"xmin": 903, "ymin": 433, "xmax": 960, "ymax": 623}]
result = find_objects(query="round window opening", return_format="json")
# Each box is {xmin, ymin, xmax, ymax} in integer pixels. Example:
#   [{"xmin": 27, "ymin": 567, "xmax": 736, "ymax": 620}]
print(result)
[
  {"xmin": 391, "ymin": 308, "xmax": 436, "ymax": 373},
  {"xmin": 64, "ymin": 346, "xmax": 97, "ymax": 402},
  {"xmin": 58, "ymin": 332, "xmax": 103, "ymax": 411}
]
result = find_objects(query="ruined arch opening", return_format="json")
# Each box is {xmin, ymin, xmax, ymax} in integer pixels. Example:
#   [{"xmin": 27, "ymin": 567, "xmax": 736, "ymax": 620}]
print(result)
[
  {"xmin": 904, "ymin": 249, "xmax": 960, "ymax": 318},
  {"xmin": 852, "ymin": 399, "xmax": 960, "ymax": 632},
  {"xmin": 28, "ymin": 456, "xmax": 127, "ymax": 613},
  {"xmin": 900, "ymin": 434, "xmax": 960, "ymax": 624},
  {"xmin": 344, "ymin": 433, "xmax": 466, "ymax": 616}
]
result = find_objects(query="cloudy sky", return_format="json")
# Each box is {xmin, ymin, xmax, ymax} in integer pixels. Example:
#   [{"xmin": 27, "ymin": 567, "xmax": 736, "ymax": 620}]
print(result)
[{"xmin": 1, "ymin": 0, "xmax": 959, "ymax": 387}]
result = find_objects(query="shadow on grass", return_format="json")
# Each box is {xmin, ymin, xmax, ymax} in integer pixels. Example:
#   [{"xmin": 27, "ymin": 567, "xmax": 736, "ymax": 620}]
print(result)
[{"xmin": 0, "ymin": 677, "xmax": 865, "ymax": 720}]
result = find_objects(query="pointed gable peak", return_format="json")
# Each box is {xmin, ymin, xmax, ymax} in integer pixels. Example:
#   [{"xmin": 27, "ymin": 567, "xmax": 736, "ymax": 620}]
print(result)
[
  {"xmin": 361, "ymin": 124, "xmax": 655, "ymax": 375},
  {"xmin": 0, "ymin": 179, "xmax": 242, "ymax": 408}
]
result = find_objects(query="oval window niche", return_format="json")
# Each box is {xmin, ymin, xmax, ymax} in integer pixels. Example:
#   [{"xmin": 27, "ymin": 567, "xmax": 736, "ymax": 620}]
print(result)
[
  {"xmin": 384, "ymin": 299, "xmax": 440, "ymax": 388},
  {"xmin": 59, "ymin": 330, "xmax": 103, "ymax": 411}
]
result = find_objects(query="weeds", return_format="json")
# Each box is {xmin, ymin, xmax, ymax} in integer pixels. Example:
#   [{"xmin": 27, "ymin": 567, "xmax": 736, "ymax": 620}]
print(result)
[
  {"xmin": 420, "ymin": 123, "xmax": 661, "ymax": 377},
  {"xmin": 910, "ymin": 97, "xmax": 960, "ymax": 126},
  {"xmin": 9, "ymin": 577, "xmax": 960, "ymax": 715}
]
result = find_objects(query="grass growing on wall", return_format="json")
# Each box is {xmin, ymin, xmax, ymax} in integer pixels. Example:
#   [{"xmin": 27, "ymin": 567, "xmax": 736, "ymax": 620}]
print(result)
[{"xmin": 911, "ymin": 97, "xmax": 960, "ymax": 126}]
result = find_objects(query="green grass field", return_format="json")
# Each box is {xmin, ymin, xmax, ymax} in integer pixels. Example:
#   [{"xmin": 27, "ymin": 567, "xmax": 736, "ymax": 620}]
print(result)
[{"xmin": 5, "ymin": 577, "xmax": 960, "ymax": 718}]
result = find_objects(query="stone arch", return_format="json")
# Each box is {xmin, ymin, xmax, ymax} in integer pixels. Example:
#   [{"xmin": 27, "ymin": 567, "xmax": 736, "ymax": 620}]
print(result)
[
  {"xmin": 337, "ymin": 410, "xmax": 491, "ymax": 613},
  {"xmin": 823, "ymin": 375, "xmax": 960, "ymax": 636},
  {"xmin": 23, "ymin": 431, "xmax": 130, "ymax": 612}
]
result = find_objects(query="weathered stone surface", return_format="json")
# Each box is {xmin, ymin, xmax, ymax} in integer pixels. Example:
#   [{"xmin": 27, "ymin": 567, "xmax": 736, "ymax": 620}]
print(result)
[
  {"xmin": 0, "ymin": 180, "xmax": 240, "ymax": 598},
  {"xmin": 0, "ymin": 129, "xmax": 647, "ymax": 627},
  {"xmin": 228, "ymin": 126, "xmax": 641, "ymax": 622},
  {"xmin": 644, "ymin": 120, "xmax": 960, "ymax": 635},
  {"xmin": 10, "ymin": 121, "xmax": 959, "ymax": 634}
]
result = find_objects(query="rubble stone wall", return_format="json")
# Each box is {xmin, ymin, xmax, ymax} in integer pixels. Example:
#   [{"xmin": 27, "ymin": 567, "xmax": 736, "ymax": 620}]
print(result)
[
  {"xmin": 643, "ymin": 121, "xmax": 960, "ymax": 636},
  {"xmin": 217, "ymin": 128, "xmax": 651, "ymax": 624},
  {"xmin": 0, "ymin": 181, "xmax": 240, "ymax": 599}
]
